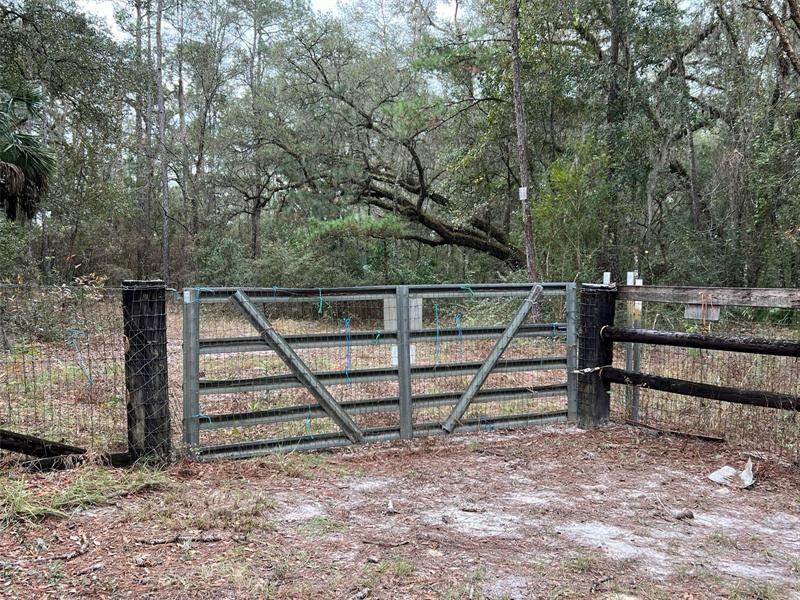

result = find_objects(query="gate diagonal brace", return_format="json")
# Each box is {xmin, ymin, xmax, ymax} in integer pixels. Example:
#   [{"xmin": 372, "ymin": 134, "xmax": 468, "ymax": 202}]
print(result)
[
  {"xmin": 232, "ymin": 291, "xmax": 364, "ymax": 444},
  {"xmin": 442, "ymin": 285, "xmax": 543, "ymax": 433}
]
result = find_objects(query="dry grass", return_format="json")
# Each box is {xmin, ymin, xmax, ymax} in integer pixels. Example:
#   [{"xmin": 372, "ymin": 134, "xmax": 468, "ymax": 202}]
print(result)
[
  {"xmin": 1, "ymin": 465, "xmax": 167, "ymax": 524},
  {"xmin": 2, "ymin": 425, "xmax": 799, "ymax": 599}
]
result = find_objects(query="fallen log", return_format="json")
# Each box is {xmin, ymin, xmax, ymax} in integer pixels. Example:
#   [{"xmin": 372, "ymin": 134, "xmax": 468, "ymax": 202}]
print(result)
[
  {"xmin": 21, "ymin": 452, "xmax": 133, "ymax": 471},
  {"xmin": 0, "ymin": 429, "xmax": 87, "ymax": 458},
  {"xmin": 0, "ymin": 429, "xmax": 133, "ymax": 471}
]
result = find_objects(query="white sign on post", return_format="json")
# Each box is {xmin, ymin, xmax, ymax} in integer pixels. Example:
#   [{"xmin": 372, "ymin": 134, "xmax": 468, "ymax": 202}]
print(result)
[
  {"xmin": 384, "ymin": 297, "xmax": 422, "ymax": 366},
  {"xmin": 518, "ymin": 186, "xmax": 528, "ymax": 201}
]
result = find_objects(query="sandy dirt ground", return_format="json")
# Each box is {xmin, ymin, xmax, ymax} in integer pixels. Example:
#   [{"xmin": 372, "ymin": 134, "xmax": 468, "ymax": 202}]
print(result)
[{"xmin": 2, "ymin": 424, "xmax": 800, "ymax": 599}]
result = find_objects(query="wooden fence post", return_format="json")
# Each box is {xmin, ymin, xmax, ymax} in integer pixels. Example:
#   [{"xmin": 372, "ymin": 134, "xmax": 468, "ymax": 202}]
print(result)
[
  {"xmin": 123, "ymin": 280, "xmax": 171, "ymax": 461},
  {"xmin": 577, "ymin": 283, "xmax": 617, "ymax": 428}
]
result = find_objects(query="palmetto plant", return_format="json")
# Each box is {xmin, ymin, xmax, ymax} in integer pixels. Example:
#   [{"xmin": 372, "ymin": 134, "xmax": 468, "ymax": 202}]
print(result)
[{"xmin": 0, "ymin": 81, "xmax": 55, "ymax": 221}]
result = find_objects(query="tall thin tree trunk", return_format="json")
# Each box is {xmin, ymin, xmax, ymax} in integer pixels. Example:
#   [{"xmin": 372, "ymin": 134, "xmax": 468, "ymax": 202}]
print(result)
[
  {"xmin": 251, "ymin": 202, "xmax": 262, "ymax": 259},
  {"xmin": 249, "ymin": 9, "xmax": 261, "ymax": 259},
  {"xmin": 134, "ymin": 0, "xmax": 149, "ymax": 278},
  {"xmin": 156, "ymin": 0, "xmax": 169, "ymax": 284},
  {"xmin": 606, "ymin": 0, "xmax": 624, "ymax": 124},
  {"xmin": 177, "ymin": 0, "xmax": 194, "ymax": 236},
  {"xmin": 145, "ymin": 3, "xmax": 154, "ymax": 230},
  {"xmin": 509, "ymin": 0, "xmax": 538, "ymax": 280},
  {"xmin": 686, "ymin": 127, "xmax": 706, "ymax": 229}
]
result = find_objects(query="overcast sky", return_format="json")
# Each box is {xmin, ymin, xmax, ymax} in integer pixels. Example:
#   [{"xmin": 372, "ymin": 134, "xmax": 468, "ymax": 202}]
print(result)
[{"xmin": 76, "ymin": 0, "xmax": 342, "ymax": 38}]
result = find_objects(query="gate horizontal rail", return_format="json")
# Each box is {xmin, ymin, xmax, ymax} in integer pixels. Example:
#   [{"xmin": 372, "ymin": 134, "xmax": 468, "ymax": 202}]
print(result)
[
  {"xmin": 199, "ymin": 322, "xmax": 567, "ymax": 354},
  {"xmin": 192, "ymin": 282, "xmax": 572, "ymax": 303},
  {"xmin": 199, "ymin": 356, "xmax": 568, "ymax": 395},
  {"xmin": 199, "ymin": 383, "xmax": 568, "ymax": 430},
  {"xmin": 194, "ymin": 410, "xmax": 568, "ymax": 460}
]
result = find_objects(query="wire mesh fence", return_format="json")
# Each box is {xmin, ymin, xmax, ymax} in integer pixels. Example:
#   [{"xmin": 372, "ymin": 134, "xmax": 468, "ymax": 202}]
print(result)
[
  {"xmin": 0, "ymin": 284, "xmax": 127, "ymax": 453},
  {"xmin": 0, "ymin": 284, "xmax": 184, "ymax": 458},
  {"xmin": 609, "ymin": 299, "xmax": 800, "ymax": 462},
  {"xmin": 185, "ymin": 285, "xmax": 575, "ymax": 457}
]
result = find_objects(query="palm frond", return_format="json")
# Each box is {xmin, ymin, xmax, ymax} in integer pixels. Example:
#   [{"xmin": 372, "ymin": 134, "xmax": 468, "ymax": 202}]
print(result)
[{"xmin": 0, "ymin": 81, "xmax": 45, "ymax": 120}]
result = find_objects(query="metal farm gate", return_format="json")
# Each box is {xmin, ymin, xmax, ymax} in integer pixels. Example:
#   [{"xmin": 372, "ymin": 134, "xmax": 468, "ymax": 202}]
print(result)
[{"xmin": 182, "ymin": 283, "xmax": 577, "ymax": 459}]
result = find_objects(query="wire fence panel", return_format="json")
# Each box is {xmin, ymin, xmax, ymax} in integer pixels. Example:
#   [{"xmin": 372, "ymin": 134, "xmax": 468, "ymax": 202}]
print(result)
[
  {"xmin": 0, "ymin": 284, "xmax": 127, "ymax": 452},
  {"xmin": 185, "ymin": 284, "xmax": 574, "ymax": 458},
  {"xmin": 0, "ymin": 284, "xmax": 185, "ymax": 459},
  {"xmin": 609, "ymin": 300, "xmax": 800, "ymax": 462}
]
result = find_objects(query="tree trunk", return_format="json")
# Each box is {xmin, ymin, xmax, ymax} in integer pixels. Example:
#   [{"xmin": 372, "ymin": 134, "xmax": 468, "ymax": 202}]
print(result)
[
  {"xmin": 176, "ymin": 0, "xmax": 195, "ymax": 237},
  {"xmin": 686, "ymin": 127, "xmax": 707, "ymax": 229},
  {"xmin": 251, "ymin": 201, "xmax": 262, "ymax": 258},
  {"xmin": 508, "ymin": 0, "xmax": 538, "ymax": 281},
  {"xmin": 134, "ymin": 0, "xmax": 150, "ymax": 278},
  {"xmin": 145, "ymin": 2, "xmax": 154, "ymax": 232},
  {"xmin": 156, "ymin": 0, "xmax": 170, "ymax": 285},
  {"xmin": 606, "ymin": 0, "xmax": 626, "ymax": 124}
]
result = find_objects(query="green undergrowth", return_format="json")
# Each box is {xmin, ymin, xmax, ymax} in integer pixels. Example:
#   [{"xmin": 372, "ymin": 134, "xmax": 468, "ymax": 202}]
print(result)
[{"xmin": 0, "ymin": 465, "xmax": 167, "ymax": 524}]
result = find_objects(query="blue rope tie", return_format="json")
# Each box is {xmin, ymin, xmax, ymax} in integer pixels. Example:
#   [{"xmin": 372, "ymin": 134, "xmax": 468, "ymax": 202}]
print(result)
[
  {"xmin": 434, "ymin": 304, "xmax": 441, "ymax": 366},
  {"xmin": 343, "ymin": 317, "xmax": 352, "ymax": 384},
  {"xmin": 454, "ymin": 313, "xmax": 464, "ymax": 358},
  {"xmin": 318, "ymin": 288, "xmax": 325, "ymax": 315},
  {"xmin": 460, "ymin": 284, "xmax": 476, "ymax": 299}
]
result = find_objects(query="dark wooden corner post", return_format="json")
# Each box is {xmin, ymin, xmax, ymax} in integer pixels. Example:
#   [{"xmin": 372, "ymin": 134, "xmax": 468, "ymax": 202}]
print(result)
[
  {"xmin": 577, "ymin": 284, "xmax": 617, "ymax": 428},
  {"xmin": 123, "ymin": 280, "xmax": 171, "ymax": 461}
]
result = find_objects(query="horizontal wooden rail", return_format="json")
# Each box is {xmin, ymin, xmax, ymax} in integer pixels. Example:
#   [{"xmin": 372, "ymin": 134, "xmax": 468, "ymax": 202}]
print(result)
[
  {"xmin": 199, "ymin": 356, "xmax": 568, "ymax": 395},
  {"xmin": 199, "ymin": 322, "xmax": 567, "ymax": 354},
  {"xmin": 199, "ymin": 384, "xmax": 567, "ymax": 430},
  {"xmin": 617, "ymin": 285, "xmax": 800, "ymax": 308},
  {"xmin": 601, "ymin": 327, "xmax": 800, "ymax": 357},
  {"xmin": 602, "ymin": 367, "xmax": 800, "ymax": 411}
]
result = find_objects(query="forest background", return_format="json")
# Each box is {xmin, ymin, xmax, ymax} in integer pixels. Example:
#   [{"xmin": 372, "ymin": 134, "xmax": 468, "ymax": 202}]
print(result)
[{"xmin": 1, "ymin": 0, "xmax": 798, "ymax": 288}]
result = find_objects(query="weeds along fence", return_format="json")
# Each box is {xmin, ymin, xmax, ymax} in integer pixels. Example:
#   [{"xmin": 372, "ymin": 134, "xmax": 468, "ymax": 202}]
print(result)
[
  {"xmin": 0, "ymin": 283, "xmax": 183, "ymax": 457},
  {"xmin": 182, "ymin": 284, "xmax": 577, "ymax": 459},
  {"xmin": 579, "ymin": 284, "xmax": 800, "ymax": 463}
]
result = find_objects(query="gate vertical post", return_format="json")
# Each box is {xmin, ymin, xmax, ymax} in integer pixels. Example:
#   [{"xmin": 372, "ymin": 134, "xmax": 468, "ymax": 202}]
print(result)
[
  {"xmin": 122, "ymin": 280, "xmax": 171, "ymax": 461},
  {"xmin": 631, "ymin": 277, "xmax": 643, "ymax": 421},
  {"xmin": 182, "ymin": 288, "xmax": 200, "ymax": 447},
  {"xmin": 577, "ymin": 283, "xmax": 617, "ymax": 428},
  {"xmin": 565, "ymin": 282, "xmax": 578, "ymax": 423},
  {"xmin": 396, "ymin": 286, "xmax": 413, "ymax": 439},
  {"xmin": 624, "ymin": 272, "xmax": 635, "ymax": 418},
  {"xmin": 624, "ymin": 272, "xmax": 643, "ymax": 420}
]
